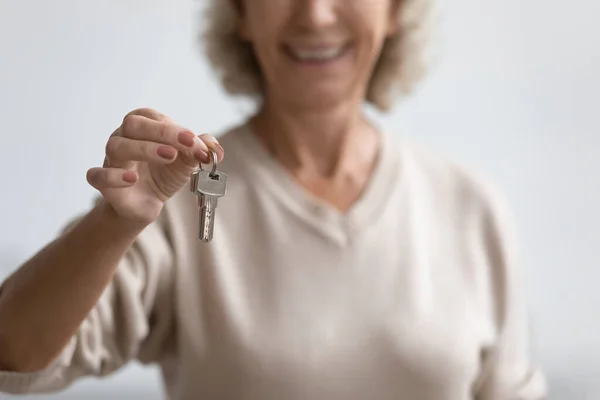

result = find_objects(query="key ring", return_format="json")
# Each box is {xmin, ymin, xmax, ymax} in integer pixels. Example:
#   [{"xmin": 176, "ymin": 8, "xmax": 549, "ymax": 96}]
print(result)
[{"xmin": 200, "ymin": 149, "xmax": 218, "ymax": 178}]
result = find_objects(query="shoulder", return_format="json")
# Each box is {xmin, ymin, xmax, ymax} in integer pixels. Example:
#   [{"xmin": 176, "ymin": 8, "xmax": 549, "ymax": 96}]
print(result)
[
  {"xmin": 394, "ymin": 136, "xmax": 524, "ymax": 306},
  {"xmin": 393, "ymin": 135, "xmax": 519, "ymax": 259},
  {"xmin": 399, "ymin": 136, "xmax": 514, "ymax": 223}
]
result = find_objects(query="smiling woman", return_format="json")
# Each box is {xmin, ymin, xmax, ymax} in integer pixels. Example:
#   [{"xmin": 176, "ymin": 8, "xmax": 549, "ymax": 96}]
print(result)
[
  {"xmin": 0, "ymin": 0, "xmax": 547, "ymax": 399},
  {"xmin": 204, "ymin": 0, "xmax": 430, "ymax": 111}
]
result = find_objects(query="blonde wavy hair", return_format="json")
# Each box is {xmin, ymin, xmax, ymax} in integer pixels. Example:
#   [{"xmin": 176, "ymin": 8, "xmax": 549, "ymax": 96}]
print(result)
[{"xmin": 201, "ymin": 0, "xmax": 432, "ymax": 111}]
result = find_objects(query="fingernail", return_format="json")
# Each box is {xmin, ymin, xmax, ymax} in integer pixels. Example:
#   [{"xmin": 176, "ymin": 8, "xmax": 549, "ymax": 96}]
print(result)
[
  {"xmin": 212, "ymin": 142, "xmax": 224, "ymax": 154},
  {"xmin": 203, "ymin": 135, "xmax": 224, "ymax": 160},
  {"xmin": 157, "ymin": 145, "xmax": 177, "ymax": 160},
  {"xmin": 178, "ymin": 131, "xmax": 195, "ymax": 147},
  {"xmin": 122, "ymin": 171, "xmax": 138, "ymax": 183},
  {"xmin": 203, "ymin": 134, "xmax": 218, "ymax": 143},
  {"xmin": 195, "ymin": 148, "xmax": 210, "ymax": 163},
  {"xmin": 212, "ymin": 143, "xmax": 225, "ymax": 161}
]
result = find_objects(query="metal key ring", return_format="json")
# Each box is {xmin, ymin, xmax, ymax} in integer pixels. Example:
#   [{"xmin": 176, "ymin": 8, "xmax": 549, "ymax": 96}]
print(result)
[{"xmin": 200, "ymin": 149, "xmax": 218, "ymax": 177}]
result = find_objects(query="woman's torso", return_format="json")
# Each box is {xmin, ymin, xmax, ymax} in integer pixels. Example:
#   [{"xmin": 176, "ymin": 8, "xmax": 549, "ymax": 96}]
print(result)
[{"xmin": 159, "ymin": 125, "xmax": 499, "ymax": 400}]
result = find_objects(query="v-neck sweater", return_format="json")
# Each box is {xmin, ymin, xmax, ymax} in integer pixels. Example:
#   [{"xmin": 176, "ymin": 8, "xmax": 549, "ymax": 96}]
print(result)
[{"xmin": 0, "ymin": 123, "xmax": 547, "ymax": 399}]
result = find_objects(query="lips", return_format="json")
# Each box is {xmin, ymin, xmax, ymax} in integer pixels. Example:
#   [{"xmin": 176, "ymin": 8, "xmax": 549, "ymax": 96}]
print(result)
[{"xmin": 284, "ymin": 44, "xmax": 349, "ymax": 63}]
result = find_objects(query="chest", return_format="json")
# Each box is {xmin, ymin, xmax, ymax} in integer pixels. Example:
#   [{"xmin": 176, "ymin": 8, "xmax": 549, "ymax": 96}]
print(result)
[{"xmin": 172, "ymin": 200, "xmax": 494, "ymax": 399}]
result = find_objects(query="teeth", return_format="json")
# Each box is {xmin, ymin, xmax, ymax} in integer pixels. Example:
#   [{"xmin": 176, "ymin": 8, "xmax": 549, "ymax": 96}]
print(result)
[{"xmin": 291, "ymin": 47, "xmax": 344, "ymax": 61}]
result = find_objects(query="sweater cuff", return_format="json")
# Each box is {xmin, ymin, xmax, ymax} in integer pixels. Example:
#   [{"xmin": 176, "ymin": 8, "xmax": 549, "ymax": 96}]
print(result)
[{"xmin": 0, "ymin": 358, "xmax": 62, "ymax": 395}]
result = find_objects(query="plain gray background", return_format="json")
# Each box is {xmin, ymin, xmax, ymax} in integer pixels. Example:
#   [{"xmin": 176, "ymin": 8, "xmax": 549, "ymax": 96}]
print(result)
[{"xmin": 1, "ymin": 0, "xmax": 598, "ymax": 398}]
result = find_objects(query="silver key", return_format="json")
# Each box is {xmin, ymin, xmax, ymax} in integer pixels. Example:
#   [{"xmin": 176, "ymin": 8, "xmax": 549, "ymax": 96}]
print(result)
[{"xmin": 190, "ymin": 150, "xmax": 227, "ymax": 242}]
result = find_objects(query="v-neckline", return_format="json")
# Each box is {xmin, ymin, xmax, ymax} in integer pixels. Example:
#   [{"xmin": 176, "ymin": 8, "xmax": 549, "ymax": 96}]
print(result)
[{"xmin": 233, "ymin": 123, "xmax": 402, "ymax": 246}]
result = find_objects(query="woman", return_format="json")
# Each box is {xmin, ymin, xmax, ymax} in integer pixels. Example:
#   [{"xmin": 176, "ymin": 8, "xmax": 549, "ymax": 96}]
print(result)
[{"xmin": 0, "ymin": 0, "xmax": 546, "ymax": 399}]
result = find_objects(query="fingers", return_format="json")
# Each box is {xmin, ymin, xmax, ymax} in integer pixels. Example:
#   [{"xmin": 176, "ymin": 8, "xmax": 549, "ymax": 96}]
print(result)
[
  {"xmin": 121, "ymin": 114, "xmax": 206, "ymax": 151},
  {"xmin": 199, "ymin": 134, "xmax": 225, "ymax": 163},
  {"xmin": 124, "ymin": 107, "xmax": 172, "ymax": 123},
  {"xmin": 86, "ymin": 167, "xmax": 138, "ymax": 191},
  {"xmin": 105, "ymin": 114, "xmax": 210, "ymax": 168},
  {"xmin": 120, "ymin": 115, "xmax": 209, "ymax": 159},
  {"xmin": 106, "ymin": 136, "xmax": 181, "ymax": 165},
  {"xmin": 102, "ymin": 109, "xmax": 226, "ymax": 175}
]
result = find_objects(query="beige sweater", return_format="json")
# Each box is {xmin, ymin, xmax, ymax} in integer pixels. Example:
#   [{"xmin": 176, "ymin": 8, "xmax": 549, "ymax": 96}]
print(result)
[{"xmin": 0, "ymin": 123, "xmax": 546, "ymax": 399}]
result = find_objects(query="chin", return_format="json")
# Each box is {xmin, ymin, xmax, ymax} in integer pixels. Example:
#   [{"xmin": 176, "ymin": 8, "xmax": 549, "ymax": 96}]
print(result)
[
  {"xmin": 291, "ymin": 89, "xmax": 357, "ymax": 110},
  {"xmin": 273, "ymin": 79, "xmax": 359, "ymax": 110}
]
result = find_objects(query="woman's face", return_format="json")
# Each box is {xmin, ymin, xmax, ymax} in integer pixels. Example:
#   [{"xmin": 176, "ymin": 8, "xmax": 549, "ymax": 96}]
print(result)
[{"xmin": 238, "ymin": 0, "xmax": 398, "ymax": 109}]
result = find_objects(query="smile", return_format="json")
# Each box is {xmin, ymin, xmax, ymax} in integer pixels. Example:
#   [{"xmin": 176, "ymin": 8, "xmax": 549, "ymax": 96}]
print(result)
[{"xmin": 284, "ymin": 44, "xmax": 350, "ymax": 64}]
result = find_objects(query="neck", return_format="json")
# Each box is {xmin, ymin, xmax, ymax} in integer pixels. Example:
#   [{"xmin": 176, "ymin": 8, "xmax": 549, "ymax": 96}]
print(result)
[{"xmin": 250, "ymin": 97, "xmax": 378, "ymax": 178}]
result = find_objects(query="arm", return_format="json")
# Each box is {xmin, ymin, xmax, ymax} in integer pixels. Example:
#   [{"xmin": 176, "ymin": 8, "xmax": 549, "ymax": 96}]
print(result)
[
  {"xmin": 474, "ymin": 266, "xmax": 547, "ymax": 399},
  {"xmin": 0, "ymin": 107, "xmax": 217, "ymax": 394},
  {"xmin": 0, "ymin": 199, "xmax": 176, "ymax": 394},
  {"xmin": 0, "ymin": 201, "xmax": 145, "ymax": 373},
  {"xmin": 472, "ymin": 189, "xmax": 547, "ymax": 400}
]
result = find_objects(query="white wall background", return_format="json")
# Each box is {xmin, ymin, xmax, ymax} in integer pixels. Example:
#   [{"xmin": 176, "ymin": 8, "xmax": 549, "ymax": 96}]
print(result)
[{"xmin": 0, "ymin": 0, "xmax": 598, "ymax": 398}]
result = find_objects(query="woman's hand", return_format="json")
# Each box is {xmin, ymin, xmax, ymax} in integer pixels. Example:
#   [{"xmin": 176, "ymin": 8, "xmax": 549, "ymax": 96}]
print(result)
[{"xmin": 86, "ymin": 108, "xmax": 224, "ymax": 226}]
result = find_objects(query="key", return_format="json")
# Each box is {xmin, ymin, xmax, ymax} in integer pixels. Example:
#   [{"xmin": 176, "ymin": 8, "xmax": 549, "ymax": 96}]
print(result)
[{"xmin": 190, "ymin": 150, "xmax": 227, "ymax": 242}]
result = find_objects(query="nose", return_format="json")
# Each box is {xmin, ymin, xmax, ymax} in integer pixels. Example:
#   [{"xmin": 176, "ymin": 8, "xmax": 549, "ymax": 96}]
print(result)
[{"xmin": 294, "ymin": 0, "xmax": 337, "ymax": 30}]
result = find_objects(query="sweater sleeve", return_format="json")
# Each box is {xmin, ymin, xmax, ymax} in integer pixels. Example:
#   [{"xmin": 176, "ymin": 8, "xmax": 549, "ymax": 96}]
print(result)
[
  {"xmin": 472, "ymin": 187, "xmax": 548, "ymax": 400},
  {"xmin": 0, "ymin": 201, "xmax": 176, "ymax": 395}
]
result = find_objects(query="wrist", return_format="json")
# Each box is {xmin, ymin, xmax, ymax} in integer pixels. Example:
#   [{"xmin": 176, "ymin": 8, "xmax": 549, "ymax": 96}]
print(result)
[{"xmin": 93, "ymin": 200, "xmax": 150, "ymax": 238}]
